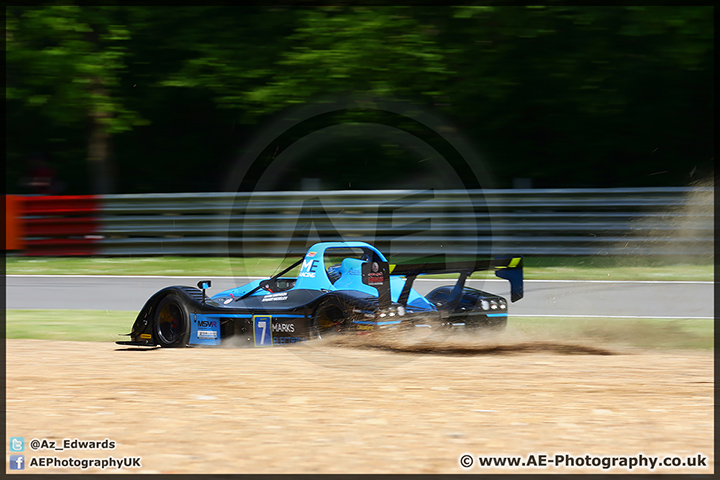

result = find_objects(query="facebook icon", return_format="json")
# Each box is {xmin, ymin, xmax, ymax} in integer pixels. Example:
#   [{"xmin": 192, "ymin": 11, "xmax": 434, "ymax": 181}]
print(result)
[{"xmin": 9, "ymin": 455, "xmax": 25, "ymax": 470}]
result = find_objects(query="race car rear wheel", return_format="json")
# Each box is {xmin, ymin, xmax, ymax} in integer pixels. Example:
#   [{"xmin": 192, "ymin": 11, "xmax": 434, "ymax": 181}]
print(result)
[
  {"xmin": 311, "ymin": 299, "xmax": 351, "ymax": 339},
  {"xmin": 153, "ymin": 294, "xmax": 191, "ymax": 347}
]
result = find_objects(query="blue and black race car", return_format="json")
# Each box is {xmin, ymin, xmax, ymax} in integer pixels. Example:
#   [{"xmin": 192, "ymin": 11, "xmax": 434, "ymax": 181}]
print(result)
[{"xmin": 116, "ymin": 241, "xmax": 523, "ymax": 348}]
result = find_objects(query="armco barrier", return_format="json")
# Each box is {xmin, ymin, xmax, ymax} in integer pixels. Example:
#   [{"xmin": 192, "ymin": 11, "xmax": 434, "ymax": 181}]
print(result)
[{"xmin": 12, "ymin": 188, "xmax": 714, "ymax": 257}]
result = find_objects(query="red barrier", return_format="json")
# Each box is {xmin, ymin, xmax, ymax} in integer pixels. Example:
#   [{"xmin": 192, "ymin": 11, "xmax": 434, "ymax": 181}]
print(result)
[
  {"xmin": 5, "ymin": 195, "xmax": 24, "ymax": 250},
  {"xmin": 23, "ymin": 195, "xmax": 100, "ymax": 215},
  {"xmin": 20, "ymin": 195, "xmax": 101, "ymax": 256},
  {"xmin": 25, "ymin": 217, "xmax": 99, "ymax": 236}
]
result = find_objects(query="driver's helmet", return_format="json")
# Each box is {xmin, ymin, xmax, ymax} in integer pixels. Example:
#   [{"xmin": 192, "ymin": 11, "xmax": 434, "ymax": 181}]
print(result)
[{"xmin": 327, "ymin": 263, "xmax": 342, "ymax": 284}]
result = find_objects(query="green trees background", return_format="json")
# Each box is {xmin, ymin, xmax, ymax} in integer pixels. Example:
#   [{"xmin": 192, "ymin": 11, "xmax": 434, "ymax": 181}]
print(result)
[{"xmin": 5, "ymin": 6, "xmax": 714, "ymax": 194}]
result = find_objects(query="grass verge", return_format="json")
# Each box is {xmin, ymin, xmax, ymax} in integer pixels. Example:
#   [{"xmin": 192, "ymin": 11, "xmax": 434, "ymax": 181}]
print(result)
[
  {"xmin": 507, "ymin": 316, "xmax": 714, "ymax": 350},
  {"xmin": 5, "ymin": 310, "xmax": 713, "ymax": 350},
  {"xmin": 5, "ymin": 310, "xmax": 136, "ymax": 343}
]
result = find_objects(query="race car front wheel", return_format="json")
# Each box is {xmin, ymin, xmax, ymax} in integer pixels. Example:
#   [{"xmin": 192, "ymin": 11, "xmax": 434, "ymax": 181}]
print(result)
[{"xmin": 153, "ymin": 294, "xmax": 191, "ymax": 347}]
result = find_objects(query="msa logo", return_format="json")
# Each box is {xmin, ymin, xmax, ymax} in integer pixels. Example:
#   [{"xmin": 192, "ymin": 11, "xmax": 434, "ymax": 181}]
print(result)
[
  {"xmin": 198, "ymin": 320, "xmax": 217, "ymax": 328},
  {"xmin": 272, "ymin": 323, "xmax": 295, "ymax": 333}
]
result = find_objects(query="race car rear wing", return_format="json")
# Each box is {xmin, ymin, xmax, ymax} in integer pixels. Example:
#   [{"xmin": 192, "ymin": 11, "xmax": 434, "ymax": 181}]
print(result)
[{"xmin": 389, "ymin": 257, "xmax": 524, "ymax": 307}]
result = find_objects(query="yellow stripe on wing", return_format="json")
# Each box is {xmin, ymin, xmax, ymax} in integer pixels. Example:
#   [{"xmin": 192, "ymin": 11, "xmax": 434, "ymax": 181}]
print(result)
[{"xmin": 495, "ymin": 257, "xmax": 522, "ymax": 269}]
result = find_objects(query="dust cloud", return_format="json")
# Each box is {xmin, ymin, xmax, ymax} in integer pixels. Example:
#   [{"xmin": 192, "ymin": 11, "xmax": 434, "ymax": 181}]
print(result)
[
  {"xmin": 322, "ymin": 327, "xmax": 616, "ymax": 356},
  {"xmin": 619, "ymin": 175, "xmax": 714, "ymax": 261}
]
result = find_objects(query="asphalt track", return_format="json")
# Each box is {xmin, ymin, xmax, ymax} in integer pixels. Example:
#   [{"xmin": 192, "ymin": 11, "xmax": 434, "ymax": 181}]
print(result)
[{"xmin": 6, "ymin": 275, "xmax": 713, "ymax": 318}]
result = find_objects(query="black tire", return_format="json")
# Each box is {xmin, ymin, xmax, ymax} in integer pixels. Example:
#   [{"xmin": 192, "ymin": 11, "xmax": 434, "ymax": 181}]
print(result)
[
  {"xmin": 311, "ymin": 298, "xmax": 351, "ymax": 339},
  {"xmin": 153, "ymin": 294, "xmax": 191, "ymax": 347}
]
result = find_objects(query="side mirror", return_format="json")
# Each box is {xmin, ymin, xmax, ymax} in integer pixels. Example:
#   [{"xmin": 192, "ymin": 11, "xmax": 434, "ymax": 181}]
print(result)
[{"xmin": 197, "ymin": 280, "xmax": 212, "ymax": 303}]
